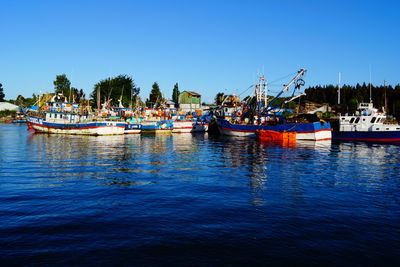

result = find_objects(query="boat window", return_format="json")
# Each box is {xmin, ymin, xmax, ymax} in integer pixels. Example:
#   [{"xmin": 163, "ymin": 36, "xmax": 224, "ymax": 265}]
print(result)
[
  {"xmin": 387, "ymin": 128, "xmax": 389, "ymax": 130},
  {"xmin": 354, "ymin": 118, "xmax": 360, "ymax": 123},
  {"xmin": 376, "ymin": 128, "xmax": 380, "ymax": 130},
  {"xmin": 376, "ymin": 118, "xmax": 380, "ymax": 123},
  {"xmin": 341, "ymin": 117, "xmax": 345, "ymax": 120},
  {"xmin": 371, "ymin": 117, "xmax": 376, "ymax": 123},
  {"xmin": 350, "ymin": 118, "xmax": 355, "ymax": 123},
  {"xmin": 49, "ymin": 114, "xmax": 52, "ymax": 118},
  {"xmin": 397, "ymin": 128, "xmax": 400, "ymax": 130},
  {"xmin": 362, "ymin": 118, "xmax": 365, "ymax": 121},
  {"xmin": 55, "ymin": 114, "xmax": 57, "ymax": 118}
]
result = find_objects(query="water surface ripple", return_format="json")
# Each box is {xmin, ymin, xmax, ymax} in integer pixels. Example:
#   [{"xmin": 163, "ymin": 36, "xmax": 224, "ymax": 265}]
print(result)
[{"xmin": 0, "ymin": 124, "xmax": 399, "ymax": 265}]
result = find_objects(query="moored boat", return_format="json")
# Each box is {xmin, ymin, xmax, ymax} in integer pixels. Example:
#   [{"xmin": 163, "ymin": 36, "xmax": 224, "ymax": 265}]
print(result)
[
  {"xmin": 141, "ymin": 120, "xmax": 174, "ymax": 134},
  {"xmin": 218, "ymin": 119, "xmax": 332, "ymax": 141},
  {"xmin": 192, "ymin": 120, "xmax": 209, "ymax": 132},
  {"xmin": 333, "ymin": 102, "xmax": 400, "ymax": 142},
  {"xmin": 216, "ymin": 69, "xmax": 332, "ymax": 141},
  {"xmin": 26, "ymin": 101, "xmax": 125, "ymax": 135},
  {"xmin": 172, "ymin": 120, "xmax": 196, "ymax": 133},
  {"xmin": 125, "ymin": 122, "xmax": 142, "ymax": 134},
  {"xmin": 172, "ymin": 119, "xmax": 209, "ymax": 133}
]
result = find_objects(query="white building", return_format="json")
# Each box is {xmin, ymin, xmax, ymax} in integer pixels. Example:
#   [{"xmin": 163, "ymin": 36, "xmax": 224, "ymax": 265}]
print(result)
[{"xmin": 0, "ymin": 102, "xmax": 19, "ymax": 111}]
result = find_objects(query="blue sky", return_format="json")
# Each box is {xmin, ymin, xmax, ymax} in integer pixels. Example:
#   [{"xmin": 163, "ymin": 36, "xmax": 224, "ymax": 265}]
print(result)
[{"xmin": 1, "ymin": 0, "xmax": 399, "ymax": 103}]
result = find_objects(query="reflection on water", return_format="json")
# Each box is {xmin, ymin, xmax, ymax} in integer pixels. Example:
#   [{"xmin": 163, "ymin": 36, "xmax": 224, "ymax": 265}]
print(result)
[{"xmin": 1, "ymin": 124, "xmax": 400, "ymax": 265}]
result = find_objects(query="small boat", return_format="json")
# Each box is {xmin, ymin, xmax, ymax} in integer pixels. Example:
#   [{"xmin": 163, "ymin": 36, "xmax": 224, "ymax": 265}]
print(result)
[
  {"xmin": 192, "ymin": 120, "xmax": 209, "ymax": 132},
  {"xmin": 125, "ymin": 122, "xmax": 142, "ymax": 134},
  {"xmin": 172, "ymin": 119, "xmax": 209, "ymax": 133},
  {"xmin": 333, "ymin": 102, "xmax": 400, "ymax": 142},
  {"xmin": 12, "ymin": 119, "xmax": 27, "ymax": 123},
  {"xmin": 124, "ymin": 117, "xmax": 142, "ymax": 134},
  {"xmin": 26, "ymin": 101, "xmax": 126, "ymax": 135},
  {"xmin": 172, "ymin": 120, "xmax": 196, "ymax": 133},
  {"xmin": 141, "ymin": 120, "xmax": 174, "ymax": 134}
]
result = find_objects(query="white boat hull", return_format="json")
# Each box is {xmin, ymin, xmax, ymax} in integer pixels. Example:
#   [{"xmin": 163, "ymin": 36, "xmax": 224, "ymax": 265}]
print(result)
[
  {"xmin": 27, "ymin": 116, "xmax": 125, "ymax": 135},
  {"xmin": 173, "ymin": 121, "xmax": 209, "ymax": 133}
]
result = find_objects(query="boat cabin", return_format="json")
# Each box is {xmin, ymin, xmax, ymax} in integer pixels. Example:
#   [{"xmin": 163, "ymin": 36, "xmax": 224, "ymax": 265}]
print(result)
[
  {"xmin": 44, "ymin": 102, "xmax": 86, "ymax": 123},
  {"xmin": 339, "ymin": 103, "xmax": 400, "ymax": 132}
]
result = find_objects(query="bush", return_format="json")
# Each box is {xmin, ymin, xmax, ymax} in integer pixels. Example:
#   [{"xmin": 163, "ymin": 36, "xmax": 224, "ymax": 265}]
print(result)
[{"xmin": 0, "ymin": 109, "xmax": 17, "ymax": 118}]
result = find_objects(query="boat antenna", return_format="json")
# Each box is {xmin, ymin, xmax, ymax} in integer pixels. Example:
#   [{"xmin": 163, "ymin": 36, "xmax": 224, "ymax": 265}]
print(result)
[{"xmin": 369, "ymin": 65, "xmax": 372, "ymax": 103}]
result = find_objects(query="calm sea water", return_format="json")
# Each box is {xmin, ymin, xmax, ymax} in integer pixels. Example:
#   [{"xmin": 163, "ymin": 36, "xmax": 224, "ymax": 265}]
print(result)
[{"xmin": 0, "ymin": 124, "xmax": 399, "ymax": 266}]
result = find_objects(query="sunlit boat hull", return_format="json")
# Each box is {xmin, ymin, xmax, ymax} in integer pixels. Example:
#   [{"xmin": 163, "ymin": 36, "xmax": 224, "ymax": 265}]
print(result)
[
  {"xmin": 26, "ymin": 116, "xmax": 125, "ymax": 135},
  {"xmin": 125, "ymin": 123, "xmax": 142, "ymax": 134},
  {"xmin": 172, "ymin": 121, "xmax": 195, "ymax": 133},
  {"xmin": 217, "ymin": 119, "xmax": 332, "ymax": 141},
  {"xmin": 141, "ymin": 120, "xmax": 173, "ymax": 134},
  {"xmin": 172, "ymin": 121, "xmax": 209, "ymax": 133}
]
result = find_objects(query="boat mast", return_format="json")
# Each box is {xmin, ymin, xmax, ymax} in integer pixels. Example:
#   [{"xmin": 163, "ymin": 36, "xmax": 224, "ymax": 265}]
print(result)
[
  {"xmin": 263, "ymin": 69, "xmax": 307, "ymax": 113},
  {"xmin": 96, "ymin": 86, "xmax": 101, "ymax": 109},
  {"xmin": 384, "ymin": 80, "xmax": 388, "ymax": 113},
  {"xmin": 337, "ymin": 72, "xmax": 341, "ymax": 105},
  {"xmin": 369, "ymin": 65, "xmax": 372, "ymax": 103}
]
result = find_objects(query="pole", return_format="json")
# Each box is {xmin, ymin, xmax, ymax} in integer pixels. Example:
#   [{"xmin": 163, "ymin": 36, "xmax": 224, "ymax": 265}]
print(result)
[
  {"xmin": 369, "ymin": 65, "xmax": 372, "ymax": 103},
  {"xmin": 384, "ymin": 80, "xmax": 388, "ymax": 113},
  {"xmin": 337, "ymin": 72, "xmax": 341, "ymax": 105}
]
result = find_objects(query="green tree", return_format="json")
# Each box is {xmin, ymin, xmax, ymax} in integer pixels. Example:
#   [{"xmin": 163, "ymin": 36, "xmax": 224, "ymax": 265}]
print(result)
[
  {"xmin": 172, "ymin": 82, "xmax": 180, "ymax": 103},
  {"xmin": 146, "ymin": 82, "xmax": 163, "ymax": 107},
  {"xmin": 0, "ymin": 83, "xmax": 5, "ymax": 101},
  {"xmin": 215, "ymin": 92, "xmax": 225, "ymax": 105},
  {"xmin": 16, "ymin": 95, "xmax": 25, "ymax": 106},
  {"xmin": 91, "ymin": 74, "xmax": 140, "ymax": 108},
  {"xmin": 53, "ymin": 74, "xmax": 71, "ymax": 96}
]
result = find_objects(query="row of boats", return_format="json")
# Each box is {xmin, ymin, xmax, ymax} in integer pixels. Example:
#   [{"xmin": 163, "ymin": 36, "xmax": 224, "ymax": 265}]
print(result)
[
  {"xmin": 26, "ymin": 101, "xmax": 210, "ymax": 135},
  {"xmin": 24, "ymin": 69, "xmax": 400, "ymax": 143}
]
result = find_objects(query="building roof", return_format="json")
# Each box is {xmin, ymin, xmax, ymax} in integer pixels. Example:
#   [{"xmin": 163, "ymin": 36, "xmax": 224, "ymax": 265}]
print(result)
[
  {"xmin": 0, "ymin": 102, "xmax": 19, "ymax": 111},
  {"xmin": 182, "ymin": 91, "xmax": 201, "ymax": 97},
  {"xmin": 165, "ymin": 100, "xmax": 176, "ymax": 105}
]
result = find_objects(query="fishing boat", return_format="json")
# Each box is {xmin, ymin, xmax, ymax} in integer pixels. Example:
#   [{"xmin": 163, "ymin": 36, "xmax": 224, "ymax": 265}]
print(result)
[
  {"xmin": 141, "ymin": 120, "xmax": 174, "ymax": 134},
  {"xmin": 219, "ymin": 119, "xmax": 331, "ymax": 140},
  {"xmin": 172, "ymin": 120, "xmax": 196, "ymax": 133},
  {"xmin": 217, "ymin": 69, "xmax": 332, "ymax": 141},
  {"xmin": 172, "ymin": 118, "xmax": 209, "ymax": 133},
  {"xmin": 26, "ymin": 101, "xmax": 126, "ymax": 135},
  {"xmin": 125, "ymin": 122, "xmax": 142, "ymax": 134},
  {"xmin": 193, "ymin": 120, "xmax": 209, "ymax": 132},
  {"xmin": 333, "ymin": 102, "xmax": 400, "ymax": 142}
]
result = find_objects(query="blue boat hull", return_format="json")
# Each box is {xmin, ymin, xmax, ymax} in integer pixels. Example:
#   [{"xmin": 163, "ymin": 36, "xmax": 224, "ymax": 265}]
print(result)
[
  {"xmin": 333, "ymin": 131, "xmax": 400, "ymax": 142},
  {"xmin": 217, "ymin": 119, "xmax": 332, "ymax": 141}
]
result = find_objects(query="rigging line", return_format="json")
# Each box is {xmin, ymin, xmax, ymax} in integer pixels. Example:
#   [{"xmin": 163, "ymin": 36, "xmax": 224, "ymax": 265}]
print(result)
[
  {"xmin": 237, "ymin": 71, "xmax": 298, "ymax": 98},
  {"xmin": 266, "ymin": 72, "xmax": 297, "ymax": 84},
  {"xmin": 237, "ymin": 85, "xmax": 255, "ymax": 97}
]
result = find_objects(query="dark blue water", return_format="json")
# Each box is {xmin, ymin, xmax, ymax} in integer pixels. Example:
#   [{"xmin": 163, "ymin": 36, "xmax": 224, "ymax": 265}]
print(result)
[{"xmin": 1, "ymin": 124, "xmax": 399, "ymax": 266}]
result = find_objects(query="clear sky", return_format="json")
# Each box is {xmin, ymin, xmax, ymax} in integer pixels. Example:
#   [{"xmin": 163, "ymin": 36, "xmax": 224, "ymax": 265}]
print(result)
[{"xmin": 1, "ymin": 0, "xmax": 399, "ymax": 103}]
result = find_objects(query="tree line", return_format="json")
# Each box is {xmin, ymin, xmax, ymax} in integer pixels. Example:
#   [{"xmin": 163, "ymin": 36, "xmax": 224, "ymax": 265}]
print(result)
[
  {"xmin": 1, "ymin": 74, "xmax": 181, "ymax": 109},
  {"xmin": 213, "ymin": 82, "xmax": 400, "ymax": 118},
  {"xmin": 301, "ymin": 83, "xmax": 400, "ymax": 117}
]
